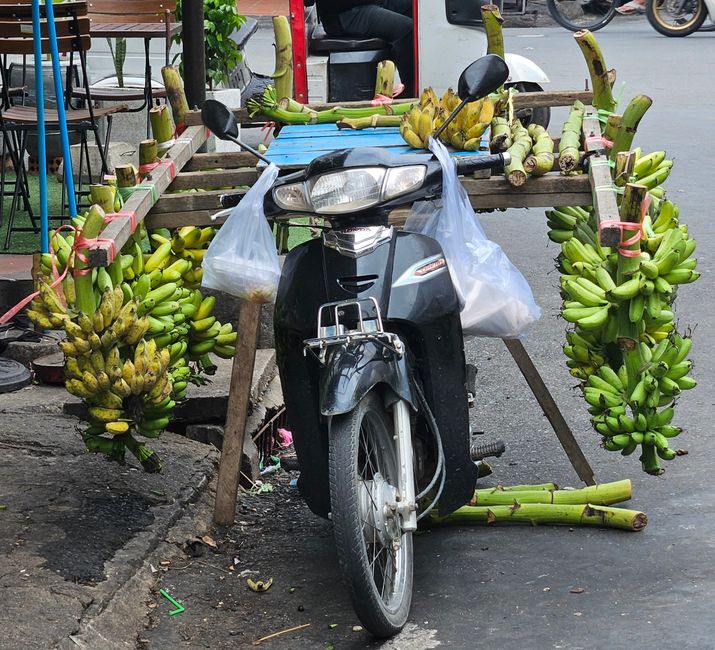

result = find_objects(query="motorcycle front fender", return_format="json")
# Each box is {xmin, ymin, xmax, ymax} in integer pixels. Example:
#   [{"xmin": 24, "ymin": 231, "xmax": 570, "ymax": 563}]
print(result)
[
  {"xmin": 505, "ymin": 52, "xmax": 550, "ymax": 85},
  {"xmin": 319, "ymin": 340, "xmax": 414, "ymax": 417}
]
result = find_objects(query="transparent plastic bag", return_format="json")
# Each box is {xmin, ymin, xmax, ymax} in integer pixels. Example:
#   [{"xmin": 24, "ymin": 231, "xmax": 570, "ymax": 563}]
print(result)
[
  {"xmin": 405, "ymin": 138, "xmax": 540, "ymax": 338},
  {"xmin": 202, "ymin": 164, "xmax": 281, "ymax": 303}
]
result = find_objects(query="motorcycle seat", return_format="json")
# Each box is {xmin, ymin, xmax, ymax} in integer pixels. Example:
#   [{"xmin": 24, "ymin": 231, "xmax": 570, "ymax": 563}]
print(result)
[{"xmin": 309, "ymin": 24, "xmax": 389, "ymax": 55}]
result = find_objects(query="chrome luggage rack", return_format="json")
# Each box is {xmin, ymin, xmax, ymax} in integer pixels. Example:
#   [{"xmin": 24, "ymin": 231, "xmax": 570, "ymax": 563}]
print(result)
[{"xmin": 304, "ymin": 297, "xmax": 404, "ymax": 364}]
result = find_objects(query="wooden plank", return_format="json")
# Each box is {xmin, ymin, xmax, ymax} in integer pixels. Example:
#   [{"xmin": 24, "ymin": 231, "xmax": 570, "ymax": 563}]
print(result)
[
  {"xmin": 145, "ymin": 209, "xmax": 223, "ymax": 229},
  {"xmin": 462, "ymin": 173, "xmax": 591, "ymax": 196},
  {"xmin": 471, "ymin": 192, "xmax": 591, "ymax": 210},
  {"xmin": 186, "ymin": 90, "xmax": 595, "ymax": 127},
  {"xmin": 88, "ymin": 125, "xmax": 207, "ymax": 266},
  {"xmin": 168, "ymin": 168, "xmax": 261, "ymax": 191},
  {"xmin": 149, "ymin": 188, "xmax": 226, "ymax": 213},
  {"xmin": 214, "ymin": 301, "xmax": 262, "ymax": 525},
  {"xmin": 184, "ymin": 151, "xmax": 259, "ymax": 171},
  {"xmin": 582, "ymin": 112, "xmax": 621, "ymax": 247},
  {"xmin": 512, "ymin": 90, "xmax": 592, "ymax": 110},
  {"xmin": 503, "ymin": 338, "xmax": 596, "ymax": 486}
]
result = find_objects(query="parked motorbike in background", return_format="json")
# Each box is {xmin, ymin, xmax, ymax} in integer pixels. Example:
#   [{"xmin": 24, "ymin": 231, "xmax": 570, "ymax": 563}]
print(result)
[
  {"xmin": 203, "ymin": 55, "xmax": 512, "ymax": 637},
  {"xmin": 646, "ymin": 0, "xmax": 715, "ymax": 35}
]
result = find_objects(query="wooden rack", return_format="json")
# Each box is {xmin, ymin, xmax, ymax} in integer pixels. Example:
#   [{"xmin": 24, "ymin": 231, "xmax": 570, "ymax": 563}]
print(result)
[{"xmin": 86, "ymin": 89, "xmax": 627, "ymax": 523}]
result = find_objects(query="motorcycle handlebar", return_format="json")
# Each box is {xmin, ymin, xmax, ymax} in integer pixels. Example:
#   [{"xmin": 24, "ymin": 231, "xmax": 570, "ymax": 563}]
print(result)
[{"xmin": 455, "ymin": 152, "xmax": 510, "ymax": 176}]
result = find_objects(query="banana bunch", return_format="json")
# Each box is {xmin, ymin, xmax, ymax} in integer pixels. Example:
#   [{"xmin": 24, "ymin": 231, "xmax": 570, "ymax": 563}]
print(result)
[
  {"xmin": 544, "ymin": 175, "xmax": 698, "ymax": 474},
  {"xmin": 628, "ymin": 149, "xmax": 673, "ymax": 193},
  {"xmin": 400, "ymin": 87, "xmax": 494, "ymax": 151},
  {"xmin": 147, "ymin": 225, "xmax": 215, "ymax": 289}
]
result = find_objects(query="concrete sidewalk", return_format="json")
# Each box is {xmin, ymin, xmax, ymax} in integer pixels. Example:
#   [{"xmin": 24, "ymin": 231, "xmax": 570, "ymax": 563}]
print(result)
[{"xmin": 0, "ymin": 351, "xmax": 277, "ymax": 649}]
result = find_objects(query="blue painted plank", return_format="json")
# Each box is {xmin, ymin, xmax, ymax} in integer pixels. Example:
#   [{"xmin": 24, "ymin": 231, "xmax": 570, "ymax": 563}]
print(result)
[{"xmin": 263, "ymin": 124, "xmax": 491, "ymax": 168}]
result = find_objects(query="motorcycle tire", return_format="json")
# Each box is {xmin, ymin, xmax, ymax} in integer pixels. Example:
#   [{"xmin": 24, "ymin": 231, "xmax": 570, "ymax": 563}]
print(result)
[
  {"xmin": 646, "ymin": 0, "xmax": 707, "ymax": 35},
  {"xmin": 506, "ymin": 82, "xmax": 551, "ymax": 130},
  {"xmin": 546, "ymin": 0, "xmax": 618, "ymax": 31},
  {"xmin": 329, "ymin": 391, "xmax": 413, "ymax": 638}
]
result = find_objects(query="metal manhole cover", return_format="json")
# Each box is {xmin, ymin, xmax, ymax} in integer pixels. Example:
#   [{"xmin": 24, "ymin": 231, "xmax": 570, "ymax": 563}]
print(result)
[{"xmin": 0, "ymin": 356, "xmax": 31, "ymax": 393}]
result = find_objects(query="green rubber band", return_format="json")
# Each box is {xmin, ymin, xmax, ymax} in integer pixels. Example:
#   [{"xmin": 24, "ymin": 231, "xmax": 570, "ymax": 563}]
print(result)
[{"xmin": 118, "ymin": 183, "xmax": 158, "ymax": 204}]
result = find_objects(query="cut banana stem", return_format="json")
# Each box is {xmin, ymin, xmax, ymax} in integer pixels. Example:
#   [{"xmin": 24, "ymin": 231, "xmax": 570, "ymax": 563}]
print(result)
[
  {"xmin": 470, "ymin": 479, "xmax": 631, "ymax": 506},
  {"xmin": 432, "ymin": 502, "xmax": 647, "ymax": 531}
]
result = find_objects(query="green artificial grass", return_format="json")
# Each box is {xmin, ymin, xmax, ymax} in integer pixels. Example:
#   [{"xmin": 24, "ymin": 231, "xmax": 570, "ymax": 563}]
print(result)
[{"xmin": 1, "ymin": 173, "xmax": 66, "ymax": 253}]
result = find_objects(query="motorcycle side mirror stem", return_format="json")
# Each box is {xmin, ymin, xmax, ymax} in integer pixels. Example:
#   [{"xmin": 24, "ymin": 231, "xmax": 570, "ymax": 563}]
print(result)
[
  {"xmin": 433, "ymin": 54, "xmax": 510, "ymax": 142},
  {"xmin": 201, "ymin": 99, "xmax": 275, "ymax": 166}
]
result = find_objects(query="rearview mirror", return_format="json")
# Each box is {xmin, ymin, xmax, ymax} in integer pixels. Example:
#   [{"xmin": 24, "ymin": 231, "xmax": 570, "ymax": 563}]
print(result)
[
  {"xmin": 457, "ymin": 54, "xmax": 510, "ymax": 101},
  {"xmin": 201, "ymin": 99, "xmax": 239, "ymax": 140}
]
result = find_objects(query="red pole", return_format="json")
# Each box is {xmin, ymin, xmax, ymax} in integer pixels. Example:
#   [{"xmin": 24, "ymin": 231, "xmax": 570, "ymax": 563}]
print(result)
[{"xmin": 289, "ymin": 0, "xmax": 308, "ymax": 103}]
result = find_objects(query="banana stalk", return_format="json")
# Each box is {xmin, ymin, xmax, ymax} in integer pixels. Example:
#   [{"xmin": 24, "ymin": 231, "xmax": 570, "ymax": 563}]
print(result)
[
  {"xmin": 432, "ymin": 502, "xmax": 647, "ymax": 531},
  {"xmin": 481, "ymin": 5, "xmax": 505, "ymax": 60},
  {"xmin": 89, "ymin": 184, "xmax": 116, "ymax": 213},
  {"xmin": 272, "ymin": 16, "xmax": 294, "ymax": 101},
  {"xmin": 573, "ymin": 30, "xmax": 617, "ymax": 113},
  {"xmin": 375, "ymin": 59, "xmax": 396, "ymax": 98},
  {"xmin": 524, "ymin": 124, "xmax": 555, "ymax": 176},
  {"xmin": 470, "ymin": 480, "xmax": 631, "ymax": 506},
  {"xmin": 489, "ymin": 117, "xmax": 512, "ymax": 152},
  {"xmin": 74, "ymin": 205, "xmax": 106, "ymax": 315},
  {"xmin": 247, "ymin": 86, "xmax": 415, "ymax": 125},
  {"xmin": 504, "ymin": 120, "xmax": 532, "ymax": 187},
  {"xmin": 150, "ymin": 104, "xmax": 175, "ymax": 149},
  {"xmin": 161, "ymin": 65, "xmax": 190, "ymax": 135},
  {"xmin": 115, "ymin": 164, "xmax": 137, "ymax": 189},
  {"xmin": 609, "ymin": 95, "xmax": 652, "ymax": 162},
  {"xmin": 336, "ymin": 115, "xmax": 402, "ymax": 130},
  {"xmin": 559, "ymin": 101, "xmax": 584, "ymax": 173},
  {"xmin": 139, "ymin": 139, "xmax": 159, "ymax": 167}
]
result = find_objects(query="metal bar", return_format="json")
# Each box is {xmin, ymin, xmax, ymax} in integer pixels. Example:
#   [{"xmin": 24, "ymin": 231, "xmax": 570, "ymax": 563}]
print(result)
[
  {"xmin": 31, "ymin": 0, "xmax": 48, "ymax": 251},
  {"xmin": 503, "ymin": 338, "xmax": 597, "ymax": 486},
  {"xmin": 44, "ymin": 0, "xmax": 78, "ymax": 219}
]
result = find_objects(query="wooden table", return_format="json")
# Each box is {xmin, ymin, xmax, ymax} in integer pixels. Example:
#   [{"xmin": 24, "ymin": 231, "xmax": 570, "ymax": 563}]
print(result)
[{"xmin": 88, "ymin": 21, "xmax": 182, "ymax": 121}]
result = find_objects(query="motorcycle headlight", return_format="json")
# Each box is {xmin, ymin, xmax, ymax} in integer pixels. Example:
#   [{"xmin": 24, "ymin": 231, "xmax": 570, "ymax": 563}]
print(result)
[{"xmin": 272, "ymin": 165, "xmax": 426, "ymax": 215}]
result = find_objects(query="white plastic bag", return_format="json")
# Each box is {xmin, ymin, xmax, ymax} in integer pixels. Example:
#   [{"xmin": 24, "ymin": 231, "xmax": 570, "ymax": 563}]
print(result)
[
  {"xmin": 405, "ymin": 138, "xmax": 540, "ymax": 338},
  {"xmin": 202, "ymin": 164, "xmax": 281, "ymax": 303}
]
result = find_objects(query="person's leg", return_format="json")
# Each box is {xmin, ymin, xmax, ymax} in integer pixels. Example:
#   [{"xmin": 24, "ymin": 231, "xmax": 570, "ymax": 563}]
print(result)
[
  {"xmin": 339, "ymin": 6, "xmax": 415, "ymax": 95},
  {"xmin": 381, "ymin": 0, "xmax": 413, "ymax": 17}
]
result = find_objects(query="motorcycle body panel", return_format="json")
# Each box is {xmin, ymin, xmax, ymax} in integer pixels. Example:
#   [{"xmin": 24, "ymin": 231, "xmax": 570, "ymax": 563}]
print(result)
[{"xmin": 275, "ymin": 227, "xmax": 478, "ymax": 519}]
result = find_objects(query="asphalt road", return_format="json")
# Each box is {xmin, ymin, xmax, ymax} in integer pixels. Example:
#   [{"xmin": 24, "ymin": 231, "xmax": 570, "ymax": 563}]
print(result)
[{"xmin": 199, "ymin": 23, "xmax": 715, "ymax": 649}]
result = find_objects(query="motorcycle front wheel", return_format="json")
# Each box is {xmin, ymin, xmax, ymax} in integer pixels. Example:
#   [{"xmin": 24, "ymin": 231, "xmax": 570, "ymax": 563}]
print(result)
[
  {"xmin": 646, "ymin": 0, "xmax": 707, "ymax": 35},
  {"xmin": 329, "ymin": 392, "xmax": 413, "ymax": 638}
]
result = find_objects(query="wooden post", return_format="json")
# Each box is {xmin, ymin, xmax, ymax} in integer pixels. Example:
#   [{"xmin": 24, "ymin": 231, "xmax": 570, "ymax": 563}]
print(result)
[
  {"xmin": 503, "ymin": 338, "xmax": 597, "ymax": 486},
  {"xmin": 213, "ymin": 300, "xmax": 263, "ymax": 525},
  {"xmin": 582, "ymin": 112, "xmax": 621, "ymax": 248}
]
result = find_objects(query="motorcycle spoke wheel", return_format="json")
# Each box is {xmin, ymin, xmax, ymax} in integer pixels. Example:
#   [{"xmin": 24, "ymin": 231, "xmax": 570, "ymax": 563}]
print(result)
[
  {"xmin": 329, "ymin": 392, "xmax": 413, "ymax": 638},
  {"xmin": 646, "ymin": 0, "xmax": 707, "ymax": 34},
  {"xmin": 547, "ymin": 0, "xmax": 618, "ymax": 31}
]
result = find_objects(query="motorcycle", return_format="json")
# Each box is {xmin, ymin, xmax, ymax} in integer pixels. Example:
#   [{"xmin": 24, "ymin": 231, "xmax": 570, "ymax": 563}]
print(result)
[
  {"xmin": 202, "ymin": 55, "xmax": 512, "ymax": 638},
  {"xmin": 646, "ymin": 0, "xmax": 715, "ymax": 35}
]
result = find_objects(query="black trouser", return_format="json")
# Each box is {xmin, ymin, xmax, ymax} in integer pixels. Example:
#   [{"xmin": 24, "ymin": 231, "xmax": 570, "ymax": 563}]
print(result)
[{"xmin": 335, "ymin": 0, "xmax": 414, "ymax": 97}]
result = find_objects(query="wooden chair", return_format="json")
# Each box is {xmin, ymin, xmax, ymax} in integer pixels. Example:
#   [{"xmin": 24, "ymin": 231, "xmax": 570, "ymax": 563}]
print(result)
[
  {"xmin": 0, "ymin": 0, "xmax": 128, "ymax": 247},
  {"xmin": 82, "ymin": 0, "xmax": 181, "ymax": 133}
]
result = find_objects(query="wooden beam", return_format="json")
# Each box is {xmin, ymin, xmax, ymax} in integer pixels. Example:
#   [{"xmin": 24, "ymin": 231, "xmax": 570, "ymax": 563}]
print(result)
[
  {"xmin": 183, "ymin": 151, "xmax": 260, "ymax": 171},
  {"xmin": 145, "ymin": 209, "xmax": 222, "ymax": 229},
  {"xmin": 186, "ymin": 90, "xmax": 595, "ymax": 127},
  {"xmin": 214, "ymin": 301, "xmax": 262, "ymax": 525},
  {"xmin": 148, "ymin": 188, "xmax": 227, "ymax": 213},
  {"xmin": 582, "ymin": 112, "xmax": 621, "ymax": 247},
  {"xmin": 87, "ymin": 125, "xmax": 207, "ymax": 267},
  {"xmin": 462, "ymin": 173, "xmax": 591, "ymax": 196},
  {"xmin": 503, "ymin": 338, "xmax": 596, "ymax": 486},
  {"xmin": 168, "ymin": 168, "xmax": 261, "ymax": 191}
]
